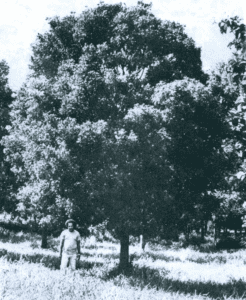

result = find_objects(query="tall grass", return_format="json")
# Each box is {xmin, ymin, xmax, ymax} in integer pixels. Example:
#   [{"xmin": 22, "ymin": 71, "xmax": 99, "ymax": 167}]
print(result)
[
  {"xmin": 0, "ymin": 258, "xmax": 214, "ymax": 300},
  {"xmin": 1, "ymin": 229, "xmax": 246, "ymax": 299}
]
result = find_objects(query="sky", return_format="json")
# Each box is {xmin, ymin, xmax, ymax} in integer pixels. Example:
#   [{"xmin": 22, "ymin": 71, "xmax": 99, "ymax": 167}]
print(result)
[{"xmin": 0, "ymin": 0, "xmax": 246, "ymax": 91}]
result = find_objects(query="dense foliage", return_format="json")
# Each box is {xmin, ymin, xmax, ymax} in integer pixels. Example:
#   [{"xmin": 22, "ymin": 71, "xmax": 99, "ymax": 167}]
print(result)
[{"xmin": 30, "ymin": 2, "xmax": 207, "ymax": 85}]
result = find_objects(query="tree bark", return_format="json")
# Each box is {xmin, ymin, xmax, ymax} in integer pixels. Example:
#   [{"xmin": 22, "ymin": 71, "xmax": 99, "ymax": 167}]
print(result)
[
  {"xmin": 41, "ymin": 225, "xmax": 48, "ymax": 249},
  {"xmin": 119, "ymin": 232, "xmax": 129, "ymax": 271}
]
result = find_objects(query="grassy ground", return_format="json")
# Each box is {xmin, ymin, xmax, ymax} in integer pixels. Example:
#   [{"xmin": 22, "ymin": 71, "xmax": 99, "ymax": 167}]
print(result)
[{"xmin": 1, "ymin": 230, "xmax": 246, "ymax": 299}]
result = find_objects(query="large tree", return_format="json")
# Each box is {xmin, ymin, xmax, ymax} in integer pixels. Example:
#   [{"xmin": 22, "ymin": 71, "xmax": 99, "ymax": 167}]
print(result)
[{"xmin": 4, "ymin": 2, "xmax": 218, "ymax": 266}]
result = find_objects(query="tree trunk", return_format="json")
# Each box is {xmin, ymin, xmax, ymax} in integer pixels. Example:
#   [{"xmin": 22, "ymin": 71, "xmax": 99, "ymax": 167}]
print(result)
[
  {"xmin": 204, "ymin": 220, "xmax": 208, "ymax": 235},
  {"xmin": 119, "ymin": 232, "xmax": 129, "ymax": 271},
  {"xmin": 33, "ymin": 214, "xmax": 38, "ymax": 233},
  {"xmin": 140, "ymin": 234, "xmax": 146, "ymax": 251},
  {"xmin": 41, "ymin": 225, "xmax": 48, "ymax": 249},
  {"xmin": 201, "ymin": 222, "xmax": 205, "ymax": 242},
  {"xmin": 214, "ymin": 224, "xmax": 220, "ymax": 244},
  {"xmin": 185, "ymin": 226, "xmax": 190, "ymax": 241},
  {"xmin": 214, "ymin": 226, "xmax": 217, "ymax": 243}
]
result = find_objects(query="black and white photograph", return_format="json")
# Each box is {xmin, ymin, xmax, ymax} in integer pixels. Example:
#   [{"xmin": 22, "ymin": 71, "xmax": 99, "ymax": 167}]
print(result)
[{"xmin": 1, "ymin": 0, "xmax": 246, "ymax": 299}]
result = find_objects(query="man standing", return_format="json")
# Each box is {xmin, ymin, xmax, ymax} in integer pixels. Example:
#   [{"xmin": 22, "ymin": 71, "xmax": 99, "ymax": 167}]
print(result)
[{"xmin": 59, "ymin": 219, "xmax": 81, "ymax": 272}]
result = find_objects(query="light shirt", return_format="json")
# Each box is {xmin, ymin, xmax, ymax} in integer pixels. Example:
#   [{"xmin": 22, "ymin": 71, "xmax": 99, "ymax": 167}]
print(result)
[{"xmin": 60, "ymin": 229, "xmax": 81, "ymax": 255}]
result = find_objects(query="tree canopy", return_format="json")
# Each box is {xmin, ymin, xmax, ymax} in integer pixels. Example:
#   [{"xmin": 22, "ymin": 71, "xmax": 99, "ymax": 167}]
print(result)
[{"xmin": 30, "ymin": 2, "xmax": 207, "ymax": 85}]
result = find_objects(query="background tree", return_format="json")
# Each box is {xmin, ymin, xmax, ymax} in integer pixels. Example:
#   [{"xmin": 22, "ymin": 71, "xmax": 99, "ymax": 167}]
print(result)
[
  {"xmin": 152, "ymin": 78, "xmax": 236, "ymax": 241},
  {"xmin": 0, "ymin": 60, "xmax": 16, "ymax": 214},
  {"xmin": 3, "ymin": 76, "xmax": 104, "ymax": 246},
  {"xmin": 188, "ymin": 17, "xmax": 246, "ymax": 244},
  {"xmin": 213, "ymin": 191, "xmax": 246, "ymax": 240}
]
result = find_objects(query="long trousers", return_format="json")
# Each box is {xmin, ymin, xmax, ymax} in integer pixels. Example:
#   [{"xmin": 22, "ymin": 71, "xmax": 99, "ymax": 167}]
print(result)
[{"xmin": 60, "ymin": 253, "xmax": 77, "ymax": 271}]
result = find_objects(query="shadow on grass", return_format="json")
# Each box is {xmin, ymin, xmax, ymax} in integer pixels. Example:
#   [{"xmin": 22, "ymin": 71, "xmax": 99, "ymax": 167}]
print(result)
[
  {"xmin": 80, "ymin": 250, "xmax": 183, "ymax": 262},
  {"xmin": 0, "ymin": 248, "xmax": 103, "ymax": 271},
  {"xmin": 0, "ymin": 232, "xmax": 39, "ymax": 244},
  {"xmin": 1, "ymin": 246, "xmax": 246, "ymax": 299},
  {"xmin": 104, "ymin": 265, "xmax": 246, "ymax": 299}
]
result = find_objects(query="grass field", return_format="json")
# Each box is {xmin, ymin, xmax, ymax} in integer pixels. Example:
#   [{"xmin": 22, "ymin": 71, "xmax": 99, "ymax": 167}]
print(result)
[{"xmin": 1, "ymin": 230, "xmax": 246, "ymax": 299}]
